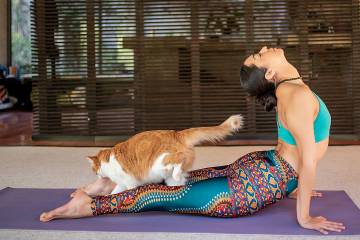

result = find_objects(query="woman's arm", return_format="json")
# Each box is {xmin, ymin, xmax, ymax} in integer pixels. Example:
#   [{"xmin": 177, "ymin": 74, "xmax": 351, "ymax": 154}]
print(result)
[
  {"xmin": 285, "ymin": 90, "xmax": 345, "ymax": 234},
  {"xmin": 285, "ymin": 90, "xmax": 316, "ymax": 223}
]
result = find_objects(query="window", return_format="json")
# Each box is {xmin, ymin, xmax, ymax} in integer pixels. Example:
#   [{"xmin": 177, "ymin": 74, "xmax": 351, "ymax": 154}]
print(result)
[
  {"xmin": 32, "ymin": 0, "xmax": 360, "ymax": 143},
  {"xmin": 11, "ymin": 0, "xmax": 32, "ymax": 75}
]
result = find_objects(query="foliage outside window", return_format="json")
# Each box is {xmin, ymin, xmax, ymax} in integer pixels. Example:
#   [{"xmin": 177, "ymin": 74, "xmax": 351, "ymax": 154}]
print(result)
[{"xmin": 11, "ymin": 0, "xmax": 32, "ymax": 75}]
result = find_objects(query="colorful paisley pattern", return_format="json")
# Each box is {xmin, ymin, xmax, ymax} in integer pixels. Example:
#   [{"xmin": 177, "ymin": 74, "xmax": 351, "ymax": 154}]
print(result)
[{"xmin": 91, "ymin": 149, "xmax": 298, "ymax": 217}]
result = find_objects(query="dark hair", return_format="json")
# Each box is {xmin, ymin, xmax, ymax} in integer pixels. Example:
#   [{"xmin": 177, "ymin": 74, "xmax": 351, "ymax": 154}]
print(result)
[{"xmin": 240, "ymin": 65, "xmax": 277, "ymax": 112}]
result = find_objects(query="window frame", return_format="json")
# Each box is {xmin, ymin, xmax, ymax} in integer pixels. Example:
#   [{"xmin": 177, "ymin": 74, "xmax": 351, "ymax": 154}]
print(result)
[{"xmin": 7, "ymin": 0, "xmax": 11, "ymax": 67}]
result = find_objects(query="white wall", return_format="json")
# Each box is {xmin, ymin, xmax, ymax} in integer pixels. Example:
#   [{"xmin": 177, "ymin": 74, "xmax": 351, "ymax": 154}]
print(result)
[{"xmin": 0, "ymin": 0, "xmax": 8, "ymax": 66}]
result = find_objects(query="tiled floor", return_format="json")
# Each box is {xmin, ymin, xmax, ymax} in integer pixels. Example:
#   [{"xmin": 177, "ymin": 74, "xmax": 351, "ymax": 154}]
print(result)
[{"xmin": 0, "ymin": 111, "xmax": 33, "ymax": 145}]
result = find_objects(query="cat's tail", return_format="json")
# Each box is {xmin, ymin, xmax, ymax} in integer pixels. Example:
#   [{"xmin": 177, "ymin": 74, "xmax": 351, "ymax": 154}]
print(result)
[{"xmin": 179, "ymin": 114, "xmax": 243, "ymax": 147}]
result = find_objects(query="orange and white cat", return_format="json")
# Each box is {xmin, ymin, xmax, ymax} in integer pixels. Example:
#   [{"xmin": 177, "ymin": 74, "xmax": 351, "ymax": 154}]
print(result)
[{"xmin": 85, "ymin": 115, "xmax": 243, "ymax": 195}]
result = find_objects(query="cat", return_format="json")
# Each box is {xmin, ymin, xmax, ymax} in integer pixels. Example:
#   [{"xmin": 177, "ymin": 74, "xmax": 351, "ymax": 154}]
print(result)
[{"xmin": 87, "ymin": 115, "xmax": 243, "ymax": 194}]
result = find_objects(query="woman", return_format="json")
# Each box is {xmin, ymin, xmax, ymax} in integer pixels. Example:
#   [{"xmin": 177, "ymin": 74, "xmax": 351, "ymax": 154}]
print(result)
[{"xmin": 40, "ymin": 46, "xmax": 345, "ymax": 234}]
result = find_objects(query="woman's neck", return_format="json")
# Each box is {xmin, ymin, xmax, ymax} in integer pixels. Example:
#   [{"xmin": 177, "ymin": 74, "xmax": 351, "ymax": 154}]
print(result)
[
  {"xmin": 274, "ymin": 63, "xmax": 301, "ymax": 83},
  {"xmin": 274, "ymin": 63, "xmax": 306, "ymax": 99}
]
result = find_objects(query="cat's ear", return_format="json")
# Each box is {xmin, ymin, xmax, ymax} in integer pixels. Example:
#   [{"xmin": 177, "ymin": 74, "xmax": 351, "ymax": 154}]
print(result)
[{"xmin": 87, "ymin": 156, "xmax": 98, "ymax": 164}]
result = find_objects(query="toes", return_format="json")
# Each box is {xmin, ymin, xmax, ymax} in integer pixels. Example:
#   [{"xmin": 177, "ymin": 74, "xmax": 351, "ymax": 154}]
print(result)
[
  {"xmin": 41, "ymin": 190, "xmax": 92, "ymax": 222},
  {"xmin": 39, "ymin": 212, "xmax": 47, "ymax": 222},
  {"xmin": 40, "ymin": 212, "xmax": 54, "ymax": 222}
]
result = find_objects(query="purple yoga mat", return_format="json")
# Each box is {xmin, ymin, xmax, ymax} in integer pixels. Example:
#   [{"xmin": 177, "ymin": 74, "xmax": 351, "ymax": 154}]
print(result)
[{"xmin": 0, "ymin": 188, "xmax": 359, "ymax": 235}]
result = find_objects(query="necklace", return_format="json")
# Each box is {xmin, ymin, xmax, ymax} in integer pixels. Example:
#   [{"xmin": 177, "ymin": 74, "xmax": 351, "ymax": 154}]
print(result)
[{"xmin": 275, "ymin": 76, "xmax": 302, "ymax": 91}]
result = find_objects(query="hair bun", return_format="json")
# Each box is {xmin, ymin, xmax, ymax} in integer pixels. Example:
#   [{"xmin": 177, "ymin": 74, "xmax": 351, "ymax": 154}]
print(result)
[
  {"xmin": 256, "ymin": 90, "xmax": 277, "ymax": 112},
  {"xmin": 240, "ymin": 65, "xmax": 277, "ymax": 112}
]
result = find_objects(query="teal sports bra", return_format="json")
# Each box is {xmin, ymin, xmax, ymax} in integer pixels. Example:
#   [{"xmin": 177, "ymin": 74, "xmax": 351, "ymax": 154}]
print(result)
[{"xmin": 276, "ymin": 92, "xmax": 331, "ymax": 145}]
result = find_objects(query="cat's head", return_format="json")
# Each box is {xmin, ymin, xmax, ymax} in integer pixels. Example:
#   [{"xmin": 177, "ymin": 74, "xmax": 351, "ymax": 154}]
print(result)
[{"xmin": 87, "ymin": 149, "xmax": 111, "ymax": 176}]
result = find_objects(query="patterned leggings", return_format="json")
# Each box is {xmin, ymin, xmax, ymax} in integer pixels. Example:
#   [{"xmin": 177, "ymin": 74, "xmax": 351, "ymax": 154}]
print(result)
[{"xmin": 91, "ymin": 150, "xmax": 298, "ymax": 217}]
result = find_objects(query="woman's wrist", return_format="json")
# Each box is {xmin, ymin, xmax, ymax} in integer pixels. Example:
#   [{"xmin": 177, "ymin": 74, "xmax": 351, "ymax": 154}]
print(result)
[{"xmin": 297, "ymin": 215, "xmax": 311, "ymax": 225}]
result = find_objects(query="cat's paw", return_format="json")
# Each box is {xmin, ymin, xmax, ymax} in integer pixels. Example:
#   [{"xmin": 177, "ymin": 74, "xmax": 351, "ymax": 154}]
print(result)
[
  {"xmin": 223, "ymin": 114, "xmax": 243, "ymax": 131},
  {"xmin": 165, "ymin": 176, "xmax": 187, "ymax": 186}
]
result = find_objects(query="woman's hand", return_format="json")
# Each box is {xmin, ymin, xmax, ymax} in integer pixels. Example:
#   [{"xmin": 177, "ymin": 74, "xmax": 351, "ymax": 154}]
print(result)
[
  {"xmin": 299, "ymin": 216, "xmax": 346, "ymax": 234},
  {"xmin": 288, "ymin": 189, "xmax": 322, "ymax": 199}
]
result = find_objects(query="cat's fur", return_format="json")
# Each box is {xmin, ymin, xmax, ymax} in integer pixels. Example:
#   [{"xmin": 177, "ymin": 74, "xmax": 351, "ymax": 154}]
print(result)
[{"xmin": 87, "ymin": 115, "xmax": 243, "ymax": 194}]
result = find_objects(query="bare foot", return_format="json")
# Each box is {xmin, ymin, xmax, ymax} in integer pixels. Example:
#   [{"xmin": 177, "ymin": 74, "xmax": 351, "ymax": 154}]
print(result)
[
  {"xmin": 40, "ymin": 190, "xmax": 93, "ymax": 222},
  {"xmin": 70, "ymin": 177, "xmax": 116, "ymax": 197}
]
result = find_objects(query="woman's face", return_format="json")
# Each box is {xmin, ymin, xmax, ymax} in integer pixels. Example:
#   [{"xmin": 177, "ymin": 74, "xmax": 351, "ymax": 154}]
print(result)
[{"xmin": 243, "ymin": 46, "xmax": 286, "ymax": 69}]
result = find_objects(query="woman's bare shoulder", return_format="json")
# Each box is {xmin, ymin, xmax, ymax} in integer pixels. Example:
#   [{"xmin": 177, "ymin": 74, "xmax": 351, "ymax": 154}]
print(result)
[{"xmin": 281, "ymin": 84, "xmax": 316, "ymax": 109}]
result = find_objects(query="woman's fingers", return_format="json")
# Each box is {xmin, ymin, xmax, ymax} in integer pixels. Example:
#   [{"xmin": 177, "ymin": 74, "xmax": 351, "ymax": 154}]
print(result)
[
  {"xmin": 301, "ymin": 216, "xmax": 346, "ymax": 235},
  {"xmin": 325, "ymin": 219, "xmax": 344, "ymax": 225},
  {"xmin": 319, "ymin": 221, "xmax": 346, "ymax": 234},
  {"xmin": 326, "ymin": 220, "xmax": 344, "ymax": 225},
  {"xmin": 322, "ymin": 225, "xmax": 342, "ymax": 232},
  {"xmin": 317, "ymin": 228, "xmax": 329, "ymax": 235},
  {"xmin": 323, "ymin": 225, "xmax": 345, "ymax": 232},
  {"xmin": 325, "ymin": 221, "xmax": 346, "ymax": 228}
]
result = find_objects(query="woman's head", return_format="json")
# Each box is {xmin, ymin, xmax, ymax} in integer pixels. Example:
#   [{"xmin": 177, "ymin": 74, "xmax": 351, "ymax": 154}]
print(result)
[{"xmin": 240, "ymin": 46, "xmax": 287, "ymax": 112}]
